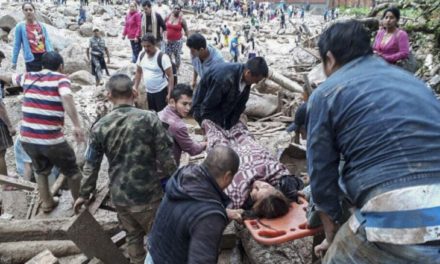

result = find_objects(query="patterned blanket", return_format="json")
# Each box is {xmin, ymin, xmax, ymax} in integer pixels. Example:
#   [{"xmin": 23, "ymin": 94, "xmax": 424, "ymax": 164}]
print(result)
[{"xmin": 202, "ymin": 120, "xmax": 291, "ymax": 209}]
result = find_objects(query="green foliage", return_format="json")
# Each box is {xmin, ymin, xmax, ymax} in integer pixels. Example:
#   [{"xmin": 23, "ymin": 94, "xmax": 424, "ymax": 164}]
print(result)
[{"xmin": 340, "ymin": 6, "xmax": 370, "ymax": 17}]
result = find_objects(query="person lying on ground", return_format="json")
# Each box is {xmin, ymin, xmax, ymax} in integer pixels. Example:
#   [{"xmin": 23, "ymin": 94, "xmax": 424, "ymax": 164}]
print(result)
[
  {"xmin": 146, "ymin": 145, "xmax": 240, "ymax": 264},
  {"xmin": 192, "ymin": 57, "xmax": 268, "ymax": 130},
  {"xmin": 158, "ymin": 84, "xmax": 207, "ymax": 166},
  {"xmin": 203, "ymin": 120, "xmax": 304, "ymax": 221}
]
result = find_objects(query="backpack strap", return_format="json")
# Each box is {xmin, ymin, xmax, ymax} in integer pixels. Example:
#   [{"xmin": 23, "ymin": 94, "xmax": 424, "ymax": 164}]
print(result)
[
  {"xmin": 139, "ymin": 50, "xmax": 146, "ymax": 63},
  {"xmin": 157, "ymin": 51, "xmax": 166, "ymax": 78}
]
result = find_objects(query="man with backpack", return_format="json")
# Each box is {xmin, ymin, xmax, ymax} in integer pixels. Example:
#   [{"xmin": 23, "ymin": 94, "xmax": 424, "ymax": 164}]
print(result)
[{"xmin": 134, "ymin": 34, "xmax": 175, "ymax": 112}]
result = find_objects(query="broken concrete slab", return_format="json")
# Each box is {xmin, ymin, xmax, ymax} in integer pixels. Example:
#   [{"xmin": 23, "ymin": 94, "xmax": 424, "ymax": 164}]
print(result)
[{"xmin": 65, "ymin": 210, "xmax": 129, "ymax": 264}]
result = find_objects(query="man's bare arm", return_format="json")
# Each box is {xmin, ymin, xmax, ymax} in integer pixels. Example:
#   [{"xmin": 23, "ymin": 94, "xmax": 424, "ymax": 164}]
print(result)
[{"xmin": 61, "ymin": 94, "xmax": 84, "ymax": 142}]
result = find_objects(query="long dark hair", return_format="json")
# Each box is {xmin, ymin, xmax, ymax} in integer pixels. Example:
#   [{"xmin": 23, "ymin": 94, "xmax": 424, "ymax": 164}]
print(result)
[{"xmin": 243, "ymin": 190, "xmax": 291, "ymax": 219}]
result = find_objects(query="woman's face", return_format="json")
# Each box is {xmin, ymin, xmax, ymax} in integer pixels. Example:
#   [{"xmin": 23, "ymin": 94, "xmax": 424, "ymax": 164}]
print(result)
[
  {"xmin": 129, "ymin": 3, "xmax": 137, "ymax": 12},
  {"xmin": 383, "ymin": 11, "xmax": 398, "ymax": 29},
  {"xmin": 173, "ymin": 6, "xmax": 181, "ymax": 16},
  {"xmin": 250, "ymin": 181, "xmax": 277, "ymax": 202},
  {"xmin": 22, "ymin": 4, "xmax": 35, "ymax": 21}
]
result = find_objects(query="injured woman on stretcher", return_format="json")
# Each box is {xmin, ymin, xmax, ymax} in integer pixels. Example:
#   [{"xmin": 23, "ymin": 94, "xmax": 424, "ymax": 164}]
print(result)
[{"xmin": 202, "ymin": 120, "xmax": 304, "ymax": 221}]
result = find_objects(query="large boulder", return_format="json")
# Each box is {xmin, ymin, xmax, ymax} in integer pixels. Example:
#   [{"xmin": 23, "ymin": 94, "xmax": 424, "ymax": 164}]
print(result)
[
  {"xmin": 53, "ymin": 16, "xmax": 67, "ymax": 29},
  {"xmin": 79, "ymin": 22, "xmax": 93, "ymax": 37},
  {"xmin": 60, "ymin": 43, "xmax": 90, "ymax": 74},
  {"xmin": 245, "ymin": 93, "xmax": 279, "ymax": 118},
  {"xmin": 69, "ymin": 70, "xmax": 95, "ymax": 86},
  {"xmin": 0, "ymin": 28, "xmax": 7, "ymax": 42},
  {"xmin": 63, "ymin": 6, "xmax": 78, "ymax": 17}
]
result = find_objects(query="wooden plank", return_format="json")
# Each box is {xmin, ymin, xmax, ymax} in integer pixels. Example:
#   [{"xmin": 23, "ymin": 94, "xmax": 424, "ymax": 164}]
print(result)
[
  {"xmin": 0, "ymin": 174, "xmax": 37, "ymax": 191},
  {"xmin": 25, "ymin": 249, "xmax": 59, "ymax": 264},
  {"xmin": 64, "ymin": 210, "xmax": 128, "ymax": 264},
  {"xmin": 111, "ymin": 231, "xmax": 127, "ymax": 247}
]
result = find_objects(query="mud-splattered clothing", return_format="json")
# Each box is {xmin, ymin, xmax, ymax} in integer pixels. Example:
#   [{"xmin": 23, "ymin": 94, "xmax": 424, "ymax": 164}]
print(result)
[{"xmin": 79, "ymin": 104, "xmax": 177, "ymax": 207}]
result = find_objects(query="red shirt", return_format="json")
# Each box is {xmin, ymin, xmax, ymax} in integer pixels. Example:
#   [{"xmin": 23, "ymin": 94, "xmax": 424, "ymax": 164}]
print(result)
[
  {"xmin": 166, "ymin": 15, "xmax": 183, "ymax": 41},
  {"xmin": 26, "ymin": 23, "xmax": 46, "ymax": 54}
]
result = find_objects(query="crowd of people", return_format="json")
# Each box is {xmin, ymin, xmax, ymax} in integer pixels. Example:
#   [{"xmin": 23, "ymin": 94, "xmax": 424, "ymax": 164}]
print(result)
[{"xmin": 0, "ymin": 1, "xmax": 437, "ymax": 264}]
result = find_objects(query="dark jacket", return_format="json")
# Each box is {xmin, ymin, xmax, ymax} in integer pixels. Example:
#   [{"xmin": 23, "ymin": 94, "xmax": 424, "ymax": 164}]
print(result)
[
  {"xmin": 148, "ymin": 164, "xmax": 230, "ymax": 264},
  {"xmin": 192, "ymin": 63, "xmax": 250, "ymax": 130}
]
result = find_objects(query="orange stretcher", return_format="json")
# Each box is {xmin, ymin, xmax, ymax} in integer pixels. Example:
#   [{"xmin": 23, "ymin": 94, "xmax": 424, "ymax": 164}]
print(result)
[{"xmin": 244, "ymin": 197, "xmax": 323, "ymax": 245}]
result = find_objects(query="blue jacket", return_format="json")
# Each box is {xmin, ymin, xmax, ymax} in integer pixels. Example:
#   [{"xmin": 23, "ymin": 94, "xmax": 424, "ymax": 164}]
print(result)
[
  {"xmin": 12, "ymin": 22, "xmax": 53, "ymax": 65},
  {"xmin": 307, "ymin": 55, "xmax": 440, "ymax": 221}
]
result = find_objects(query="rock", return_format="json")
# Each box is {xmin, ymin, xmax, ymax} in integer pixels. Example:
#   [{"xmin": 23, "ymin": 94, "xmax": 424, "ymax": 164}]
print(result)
[
  {"xmin": 71, "ymin": 84, "xmax": 83, "ymax": 93},
  {"xmin": 60, "ymin": 43, "xmax": 90, "ymax": 74},
  {"xmin": 96, "ymin": 6, "xmax": 115, "ymax": 17},
  {"xmin": 64, "ymin": 6, "xmax": 78, "ymax": 17},
  {"xmin": 106, "ymin": 31, "xmax": 118, "ymax": 37},
  {"xmin": 69, "ymin": 70, "xmax": 95, "ymax": 86},
  {"xmin": 307, "ymin": 63, "xmax": 326, "ymax": 86},
  {"xmin": 79, "ymin": 23, "xmax": 93, "ymax": 37},
  {"xmin": 245, "ymin": 93, "xmax": 279, "ymax": 118},
  {"xmin": 68, "ymin": 24, "xmax": 80, "ymax": 31},
  {"xmin": 0, "ymin": 28, "xmax": 8, "ymax": 42},
  {"xmin": 102, "ymin": 14, "xmax": 112, "ymax": 21},
  {"xmin": 53, "ymin": 16, "xmax": 67, "ymax": 29}
]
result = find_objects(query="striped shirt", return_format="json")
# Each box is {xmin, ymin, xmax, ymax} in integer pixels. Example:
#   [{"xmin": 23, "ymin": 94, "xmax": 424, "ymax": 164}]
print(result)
[
  {"xmin": 349, "ymin": 184, "xmax": 440, "ymax": 245},
  {"xmin": 13, "ymin": 70, "xmax": 72, "ymax": 145}
]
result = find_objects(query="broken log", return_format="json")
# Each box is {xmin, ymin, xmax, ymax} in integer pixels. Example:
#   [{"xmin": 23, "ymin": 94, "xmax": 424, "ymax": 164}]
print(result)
[
  {"xmin": 0, "ymin": 216, "xmax": 120, "ymax": 242},
  {"xmin": 0, "ymin": 174, "xmax": 37, "ymax": 191},
  {"xmin": 25, "ymin": 249, "xmax": 59, "ymax": 264},
  {"xmin": 268, "ymin": 69, "xmax": 304, "ymax": 94},
  {"xmin": 0, "ymin": 240, "xmax": 81, "ymax": 264}
]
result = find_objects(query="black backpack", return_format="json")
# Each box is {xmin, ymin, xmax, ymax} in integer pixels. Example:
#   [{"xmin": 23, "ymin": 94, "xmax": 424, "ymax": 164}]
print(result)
[{"xmin": 139, "ymin": 51, "xmax": 178, "ymax": 86}]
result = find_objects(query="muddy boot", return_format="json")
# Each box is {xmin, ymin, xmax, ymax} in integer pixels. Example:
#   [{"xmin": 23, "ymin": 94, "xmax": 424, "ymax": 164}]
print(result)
[
  {"xmin": 36, "ymin": 174, "xmax": 59, "ymax": 213},
  {"xmin": 68, "ymin": 174, "xmax": 82, "ymax": 200}
]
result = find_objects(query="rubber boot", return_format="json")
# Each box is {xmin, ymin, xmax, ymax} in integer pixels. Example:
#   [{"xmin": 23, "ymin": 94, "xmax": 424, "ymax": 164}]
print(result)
[
  {"xmin": 36, "ymin": 174, "xmax": 58, "ymax": 213},
  {"xmin": 68, "ymin": 173, "xmax": 82, "ymax": 201}
]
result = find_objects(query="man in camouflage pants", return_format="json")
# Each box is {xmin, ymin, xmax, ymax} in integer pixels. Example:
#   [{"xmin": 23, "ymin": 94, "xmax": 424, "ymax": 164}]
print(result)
[{"xmin": 74, "ymin": 74, "xmax": 177, "ymax": 264}]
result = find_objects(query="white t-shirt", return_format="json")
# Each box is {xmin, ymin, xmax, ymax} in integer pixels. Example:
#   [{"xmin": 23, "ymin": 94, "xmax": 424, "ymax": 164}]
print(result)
[
  {"xmin": 154, "ymin": 4, "xmax": 171, "ymax": 20},
  {"xmin": 137, "ymin": 50, "xmax": 172, "ymax": 94}
]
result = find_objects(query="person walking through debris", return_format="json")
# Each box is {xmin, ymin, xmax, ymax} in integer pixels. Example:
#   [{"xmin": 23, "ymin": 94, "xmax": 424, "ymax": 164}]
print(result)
[
  {"xmin": 78, "ymin": 5, "xmax": 87, "ymax": 25},
  {"xmin": 308, "ymin": 20, "xmax": 440, "ymax": 263},
  {"xmin": 229, "ymin": 31, "xmax": 240, "ymax": 62},
  {"xmin": 0, "ymin": 51, "xmax": 85, "ymax": 213},
  {"xmin": 123, "ymin": 1, "xmax": 142, "ymax": 63},
  {"xmin": 74, "ymin": 73, "xmax": 176, "ymax": 264},
  {"xmin": 0, "ymin": 51, "xmax": 16, "ymax": 183},
  {"xmin": 158, "ymin": 84, "xmax": 206, "ymax": 166},
  {"xmin": 146, "ymin": 145, "xmax": 239, "ymax": 264},
  {"xmin": 222, "ymin": 25, "xmax": 231, "ymax": 48},
  {"xmin": 186, "ymin": 33, "xmax": 224, "ymax": 89},
  {"xmin": 134, "ymin": 34, "xmax": 174, "ymax": 112},
  {"xmin": 141, "ymin": 1, "xmax": 167, "ymax": 46},
  {"xmin": 154, "ymin": 0, "xmax": 171, "ymax": 21},
  {"xmin": 373, "ymin": 7, "xmax": 411, "ymax": 67},
  {"xmin": 12, "ymin": 3, "xmax": 53, "ymax": 72},
  {"xmin": 192, "ymin": 56, "xmax": 268, "ymax": 130},
  {"xmin": 164, "ymin": 4, "xmax": 188, "ymax": 73},
  {"xmin": 86, "ymin": 27, "xmax": 110, "ymax": 87}
]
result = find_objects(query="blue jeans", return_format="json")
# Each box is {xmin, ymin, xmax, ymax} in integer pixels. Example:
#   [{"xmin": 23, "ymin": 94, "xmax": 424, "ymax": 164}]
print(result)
[
  {"xmin": 130, "ymin": 40, "xmax": 142, "ymax": 63},
  {"xmin": 324, "ymin": 221, "xmax": 440, "ymax": 263},
  {"xmin": 144, "ymin": 253, "xmax": 154, "ymax": 264}
]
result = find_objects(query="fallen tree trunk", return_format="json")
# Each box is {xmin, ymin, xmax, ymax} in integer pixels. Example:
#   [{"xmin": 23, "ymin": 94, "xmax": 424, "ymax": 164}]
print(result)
[
  {"xmin": 0, "ymin": 216, "xmax": 119, "ymax": 242},
  {"xmin": 0, "ymin": 240, "xmax": 81, "ymax": 264},
  {"xmin": 268, "ymin": 69, "xmax": 304, "ymax": 94}
]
